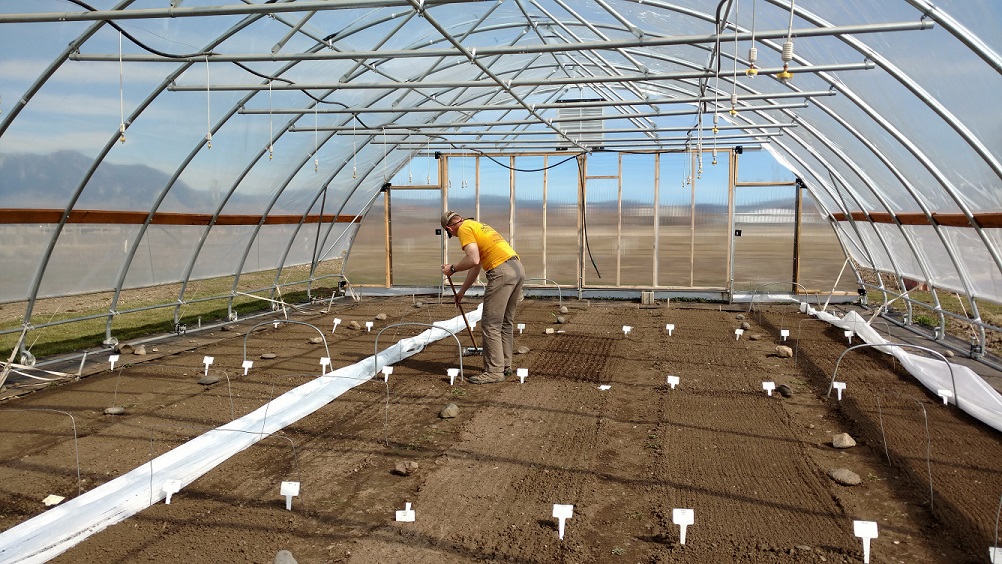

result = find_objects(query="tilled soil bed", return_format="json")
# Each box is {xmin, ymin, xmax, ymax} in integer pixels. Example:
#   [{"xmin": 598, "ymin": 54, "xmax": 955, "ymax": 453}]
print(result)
[{"xmin": 0, "ymin": 296, "xmax": 1000, "ymax": 563}]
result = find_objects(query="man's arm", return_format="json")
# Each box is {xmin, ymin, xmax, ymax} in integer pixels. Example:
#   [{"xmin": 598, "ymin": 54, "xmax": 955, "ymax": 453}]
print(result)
[{"xmin": 454, "ymin": 242, "xmax": 481, "ymax": 303}]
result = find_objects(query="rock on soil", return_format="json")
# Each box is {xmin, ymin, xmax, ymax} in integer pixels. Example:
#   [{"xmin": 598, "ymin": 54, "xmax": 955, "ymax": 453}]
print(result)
[
  {"xmin": 274, "ymin": 549, "xmax": 298, "ymax": 564},
  {"xmin": 260, "ymin": 353, "xmax": 277, "ymax": 359},
  {"xmin": 393, "ymin": 461, "xmax": 419, "ymax": 476},
  {"xmin": 517, "ymin": 346, "xmax": 530, "ymax": 354},
  {"xmin": 736, "ymin": 314, "xmax": 745, "ymax": 320},
  {"xmin": 749, "ymin": 334, "xmax": 762, "ymax": 341},
  {"xmin": 555, "ymin": 316, "xmax": 566, "ymax": 324},
  {"xmin": 115, "ymin": 343, "xmax": 134, "ymax": 355},
  {"xmin": 309, "ymin": 336, "xmax": 324, "ymax": 344},
  {"xmin": 103, "ymin": 406, "xmax": 125, "ymax": 415},
  {"xmin": 544, "ymin": 328, "xmax": 555, "ymax": 334},
  {"xmin": 944, "ymin": 350, "xmax": 954, "ymax": 358},
  {"xmin": 376, "ymin": 313, "xmax": 387, "ymax": 320},
  {"xmin": 740, "ymin": 321, "xmax": 751, "ymax": 330},
  {"xmin": 558, "ymin": 305, "xmax": 568, "ymax": 314},
  {"xmin": 776, "ymin": 384, "xmax": 793, "ymax": 398},
  {"xmin": 828, "ymin": 468, "xmax": 862, "ymax": 486},
  {"xmin": 440, "ymin": 403, "xmax": 459, "ymax": 418},
  {"xmin": 349, "ymin": 321, "xmax": 361, "ymax": 330},
  {"xmin": 133, "ymin": 344, "xmax": 146, "ymax": 355},
  {"xmin": 832, "ymin": 433, "xmax": 857, "ymax": 448},
  {"xmin": 776, "ymin": 345, "xmax": 794, "ymax": 358},
  {"xmin": 221, "ymin": 325, "xmax": 236, "ymax": 332},
  {"xmin": 414, "ymin": 301, "xmax": 424, "ymax": 308},
  {"xmin": 198, "ymin": 375, "xmax": 220, "ymax": 385}
]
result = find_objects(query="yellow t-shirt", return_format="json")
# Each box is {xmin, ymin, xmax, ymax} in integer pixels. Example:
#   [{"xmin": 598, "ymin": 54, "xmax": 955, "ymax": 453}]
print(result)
[{"xmin": 456, "ymin": 219, "xmax": 517, "ymax": 271}]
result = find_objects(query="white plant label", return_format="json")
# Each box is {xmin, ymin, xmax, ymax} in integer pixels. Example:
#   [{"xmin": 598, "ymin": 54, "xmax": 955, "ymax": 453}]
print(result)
[
  {"xmin": 673, "ymin": 508, "xmax": 694, "ymax": 545},
  {"xmin": 108, "ymin": 354, "xmax": 120, "ymax": 371},
  {"xmin": 937, "ymin": 389, "xmax": 953, "ymax": 405},
  {"xmin": 666, "ymin": 375, "xmax": 680, "ymax": 389},
  {"xmin": 162, "ymin": 479, "xmax": 181, "ymax": 505},
  {"xmin": 280, "ymin": 481, "xmax": 300, "ymax": 511},
  {"xmin": 735, "ymin": 328, "xmax": 744, "ymax": 340},
  {"xmin": 622, "ymin": 325, "xmax": 632, "ymax": 336},
  {"xmin": 552, "ymin": 504, "xmax": 573, "ymax": 540},
  {"xmin": 516, "ymin": 367, "xmax": 528, "ymax": 384},
  {"xmin": 242, "ymin": 360, "xmax": 253, "ymax": 376},
  {"xmin": 762, "ymin": 381, "xmax": 776, "ymax": 396},
  {"xmin": 365, "ymin": 321, "xmax": 374, "ymax": 332},
  {"xmin": 844, "ymin": 330, "xmax": 854, "ymax": 344},
  {"xmin": 320, "ymin": 357, "xmax": 331, "ymax": 375},
  {"xmin": 598, "ymin": 384, "xmax": 612, "ymax": 391},
  {"xmin": 396, "ymin": 501, "xmax": 416, "ymax": 522},
  {"xmin": 42, "ymin": 494, "xmax": 65, "ymax": 507},
  {"xmin": 382, "ymin": 365, "xmax": 393, "ymax": 382},
  {"xmin": 447, "ymin": 368, "xmax": 459, "ymax": 385},
  {"xmin": 990, "ymin": 546, "xmax": 1002, "ymax": 564},
  {"xmin": 202, "ymin": 356, "xmax": 214, "ymax": 375},
  {"xmin": 332, "ymin": 318, "xmax": 341, "ymax": 332},
  {"xmin": 780, "ymin": 329, "xmax": 790, "ymax": 341},
  {"xmin": 666, "ymin": 323, "xmax": 675, "ymax": 336},
  {"xmin": 833, "ymin": 381, "xmax": 846, "ymax": 401},
  {"xmin": 853, "ymin": 520, "xmax": 878, "ymax": 564},
  {"xmin": 517, "ymin": 323, "xmax": 525, "ymax": 335}
]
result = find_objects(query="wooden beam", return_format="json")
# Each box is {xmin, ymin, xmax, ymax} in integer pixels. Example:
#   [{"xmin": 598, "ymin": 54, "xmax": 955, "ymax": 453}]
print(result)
[
  {"xmin": 830, "ymin": 211, "xmax": 1002, "ymax": 228},
  {"xmin": 0, "ymin": 209, "xmax": 361, "ymax": 225}
]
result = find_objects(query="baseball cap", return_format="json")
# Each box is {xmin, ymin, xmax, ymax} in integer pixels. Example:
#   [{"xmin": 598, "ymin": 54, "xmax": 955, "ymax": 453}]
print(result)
[{"xmin": 441, "ymin": 210, "xmax": 461, "ymax": 229}]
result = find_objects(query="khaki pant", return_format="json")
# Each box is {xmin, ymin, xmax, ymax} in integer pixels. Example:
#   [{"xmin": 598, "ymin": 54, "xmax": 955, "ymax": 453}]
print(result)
[{"xmin": 481, "ymin": 257, "xmax": 525, "ymax": 375}]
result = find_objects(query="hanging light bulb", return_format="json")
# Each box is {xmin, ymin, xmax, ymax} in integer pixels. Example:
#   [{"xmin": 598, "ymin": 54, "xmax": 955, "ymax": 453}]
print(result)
[
  {"xmin": 268, "ymin": 144, "xmax": 274, "ymax": 160},
  {"xmin": 119, "ymin": 123, "xmax": 126, "ymax": 144},
  {"xmin": 205, "ymin": 132, "xmax": 212, "ymax": 149},
  {"xmin": 746, "ymin": 46, "xmax": 759, "ymax": 76},
  {"xmin": 712, "ymin": 114, "xmax": 719, "ymax": 134},
  {"xmin": 712, "ymin": 149, "xmax": 718, "ymax": 166},
  {"xmin": 314, "ymin": 157, "xmax": 319, "ymax": 173},
  {"xmin": 730, "ymin": 93, "xmax": 739, "ymax": 116}
]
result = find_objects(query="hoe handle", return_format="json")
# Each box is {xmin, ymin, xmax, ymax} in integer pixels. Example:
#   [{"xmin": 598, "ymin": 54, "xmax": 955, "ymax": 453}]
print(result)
[{"xmin": 447, "ymin": 275, "xmax": 479, "ymax": 350}]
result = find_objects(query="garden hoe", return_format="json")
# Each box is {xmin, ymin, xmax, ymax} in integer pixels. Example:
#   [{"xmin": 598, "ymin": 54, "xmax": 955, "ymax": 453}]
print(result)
[{"xmin": 447, "ymin": 275, "xmax": 483, "ymax": 356}]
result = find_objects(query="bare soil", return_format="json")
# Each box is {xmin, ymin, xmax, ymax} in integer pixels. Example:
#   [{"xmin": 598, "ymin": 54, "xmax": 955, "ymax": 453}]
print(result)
[{"xmin": 1, "ymin": 297, "xmax": 1000, "ymax": 563}]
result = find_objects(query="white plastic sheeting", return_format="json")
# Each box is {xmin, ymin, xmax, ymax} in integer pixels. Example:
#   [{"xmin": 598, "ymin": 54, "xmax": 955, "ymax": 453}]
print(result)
[
  {"xmin": 807, "ymin": 305, "xmax": 1002, "ymax": 433},
  {"xmin": 0, "ymin": 307, "xmax": 481, "ymax": 564}
]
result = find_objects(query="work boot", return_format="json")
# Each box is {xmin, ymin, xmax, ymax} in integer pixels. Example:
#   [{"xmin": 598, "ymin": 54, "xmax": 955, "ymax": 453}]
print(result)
[
  {"xmin": 504, "ymin": 367, "xmax": 512, "ymax": 378},
  {"xmin": 468, "ymin": 371, "xmax": 506, "ymax": 384}
]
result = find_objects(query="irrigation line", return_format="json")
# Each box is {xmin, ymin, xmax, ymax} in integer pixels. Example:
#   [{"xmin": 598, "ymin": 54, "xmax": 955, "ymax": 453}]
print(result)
[
  {"xmin": 995, "ymin": 493, "xmax": 1001, "ymax": 555},
  {"xmin": 913, "ymin": 399, "xmax": 935, "ymax": 511},
  {"xmin": 826, "ymin": 343, "xmax": 957, "ymax": 406},
  {"xmin": 745, "ymin": 282, "xmax": 819, "ymax": 313},
  {"xmin": 874, "ymin": 395, "xmax": 892, "ymax": 465},
  {"xmin": 374, "ymin": 322, "xmax": 468, "ymax": 447},
  {"xmin": 524, "ymin": 277, "xmax": 564, "ymax": 307},
  {"xmin": 794, "ymin": 317, "xmax": 830, "ymax": 367},
  {"xmin": 0, "ymin": 409, "xmax": 81, "ymax": 496}
]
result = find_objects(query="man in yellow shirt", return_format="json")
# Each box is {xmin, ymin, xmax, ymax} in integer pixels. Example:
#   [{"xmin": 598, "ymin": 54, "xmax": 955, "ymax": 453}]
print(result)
[{"xmin": 441, "ymin": 211, "xmax": 525, "ymax": 384}]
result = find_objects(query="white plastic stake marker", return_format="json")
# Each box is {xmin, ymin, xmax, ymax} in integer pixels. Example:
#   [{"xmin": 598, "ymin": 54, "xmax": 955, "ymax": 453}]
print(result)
[
  {"xmin": 162, "ymin": 479, "xmax": 181, "ymax": 505},
  {"xmin": 280, "ymin": 481, "xmax": 300, "ymax": 511},
  {"xmin": 853, "ymin": 520, "xmax": 878, "ymax": 563},
  {"xmin": 332, "ymin": 318, "xmax": 341, "ymax": 332},
  {"xmin": 666, "ymin": 323, "xmax": 675, "ymax": 336},
  {"xmin": 273, "ymin": 320, "xmax": 280, "ymax": 329},
  {"xmin": 833, "ymin": 381, "xmax": 846, "ymax": 401},
  {"xmin": 937, "ymin": 389, "xmax": 953, "ymax": 405},
  {"xmin": 666, "ymin": 375, "xmax": 680, "ymax": 389},
  {"xmin": 242, "ymin": 360, "xmax": 253, "ymax": 376},
  {"xmin": 108, "ymin": 354, "xmax": 120, "ymax": 371},
  {"xmin": 735, "ymin": 328, "xmax": 744, "ymax": 340},
  {"xmin": 516, "ymin": 368, "xmax": 528, "ymax": 384},
  {"xmin": 990, "ymin": 546, "xmax": 1002, "ymax": 564},
  {"xmin": 42, "ymin": 494, "xmax": 65, "ymax": 507},
  {"xmin": 623, "ymin": 325, "xmax": 632, "ymax": 336},
  {"xmin": 396, "ymin": 502, "xmax": 416, "ymax": 522},
  {"xmin": 382, "ymin": 365, "xmax": 393, "ymax": 382},
  {"xmin": 320, "ymin": 357, "xmax": 331, "ymax": 375},
  {"xmin": 517, "ymin": 323, "xmax": 525, "ymax": 335},
  {"xmin": 598, "ymin": 384, "xmax": 612, "ymax": 391},
  {"xmin": 552, "ymin": 504, "xmax": 573, "ymax": 540},
  {"xmin": 202, "ymin": 356, "xmax": 214, "ymax": 376},
  {"xmin": 673, "ymin": 508, "xmax": 694, "ymax": 545},
  {"xmin": 365, "ymin": 321, "xmax": 373, "ymax": 332},
  {"xmin": 447, "ymin": 368, "xmax": 459, "ymax": 385},
  {"xmin": 763, "ymin": 381, "xmax": 776, "ymax": 396},
  {"xmin": 780, "ymin": 329, "xmax": 790, "ymax": 341},
  {"xmin": 844, "ymin": 330, "xmax": 854, "ymax": 344}
]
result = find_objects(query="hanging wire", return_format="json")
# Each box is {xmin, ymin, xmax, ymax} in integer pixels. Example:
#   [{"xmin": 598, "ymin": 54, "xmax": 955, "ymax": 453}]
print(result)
[
  {"xmin": 118, "ymin": 31, "xmax": 126, "ymax": 144},
  {"xmin": 352, "ymin": 115, "xmax": 358, "ymax": 178},
  {"xmin": 313, "ymin": 103, "xmax": 319, "ymax": 173},
  {"xmin": 425, "ymin": 138, "xmax": 432, "ymax": 184},
  {"xmin": 267, "ymin": 80, "xmax": 274, "ymax": 160},
  {"xmin": 747, "ymin": 0, "xmax": 759, "ymax": 75},
  {"xmin": 777, "ymin": 0, "xmax": 796, "ymax": 83},
  {"xmin": 730, "ymin": 0, "xmax": 740, "ymax": 117},
  {"xmin": 382, "ymin": 126, "xmax": 387, "ymax": 181},
  {"xmin": 204, "ymin": 55, "xmax": 212, "ymax": 148}
]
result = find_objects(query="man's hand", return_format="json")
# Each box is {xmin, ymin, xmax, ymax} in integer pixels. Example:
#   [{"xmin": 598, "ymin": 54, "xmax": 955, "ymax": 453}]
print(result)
[
  {"xmin": 454, "ymin": 288, "xmax": 466, "ymax": 304},
  {"xmin": 441, "ymin": 263, "xmax": 454, "ymax": 277}
]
